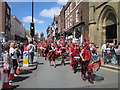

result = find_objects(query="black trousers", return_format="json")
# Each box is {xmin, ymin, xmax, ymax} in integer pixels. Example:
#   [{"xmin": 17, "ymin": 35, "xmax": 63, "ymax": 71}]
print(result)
[
  {"xmin": 81, "ymin": 60, "xmax": 90, "ymax": 77},
  {"xmin": 13, "ymin": 59, "xmax": 18, "ymax": 74}
]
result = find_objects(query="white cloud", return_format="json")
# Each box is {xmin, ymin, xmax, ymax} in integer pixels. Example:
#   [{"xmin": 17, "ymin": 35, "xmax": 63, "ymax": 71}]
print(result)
[
  {"xmin": 22, "ymin": 16, "xmax": 44, "ymax": 24},
  {"xmin": 39, "ymin": 7, "xmax": 61, "ymax": 18},
  {"xmin": 57, "ymin": 0, "xmax": 68, "ymax": 5}
]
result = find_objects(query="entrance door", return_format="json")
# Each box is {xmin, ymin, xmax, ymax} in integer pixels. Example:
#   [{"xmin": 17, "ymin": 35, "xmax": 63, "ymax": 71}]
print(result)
[{"xmin": 106, "ymin": 24, "xmax": 117, "ymax": 43}]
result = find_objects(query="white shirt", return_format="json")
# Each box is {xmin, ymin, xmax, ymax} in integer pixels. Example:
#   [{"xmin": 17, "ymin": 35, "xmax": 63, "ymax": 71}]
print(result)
[
  {"xmin": 101, "ymin": 44, "xmax": 106, "ymax": 52},
  {"xmin": 27, "ymin": 44, "xmax": 35, "ymax": 52}
]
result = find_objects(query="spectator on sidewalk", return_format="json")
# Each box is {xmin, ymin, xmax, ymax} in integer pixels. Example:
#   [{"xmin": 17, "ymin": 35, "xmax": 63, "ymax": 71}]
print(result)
[
  {"xmin": 27, "ymin": 41, "xmax": 35, "ymax": 64},
  {"xmin": 0, "ymin": 41, "xmax": 2, "ymax": 58},
  {"xmin": 109, "ymin": 43, "xmax": 117, "ymax": 65},
  {"xmin": 9, "ymin": 43, "xmax": 18, "ymax": 76},
  {"xmin": 24, "ymin": 42, "xmax": 28, "ymax": 51},
  {"xmin": 20, "ymin": 42, "xmax": 24, "ymax": 59},
  {"xmin": 115, "ymin": 43, "xmax": 120, "ymax": 65},
  {"xmin": 101, "ymin": 43, "xmax": 107, "ymax": 64},
  {"xmin": 2, "ymin": 46, "xmax": 12, "ymax": 76}
]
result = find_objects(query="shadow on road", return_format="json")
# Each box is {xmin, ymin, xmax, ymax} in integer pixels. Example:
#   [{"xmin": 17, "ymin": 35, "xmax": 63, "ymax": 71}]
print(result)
[
  {"xmin": 55, "ymin": 62, "xmax": 70, "ymax": 67},
  {"xmin": 12, "ymin": 76, "xmax": 29, "ymax": 82},
  {"xmin": 92, "ymin": 74, "xmax": 104, "ymax": 82},
  {"xmin": 65, "ymin": 62, "xmax": 70, "ymax": 65},
  {"xmin": 11, "ymin": 84, "xmax": 19, "ymax": 89},
  {"xmin": 20, "ymin": 70, "xmax": 32, "ymax": 75},
  {"xmin": 34, "ymin": 62, "xmax": 44, "ymax": 65},
  {"xmin": 56, "ymin": 63, "xmax": 62, "ymax": 66}
]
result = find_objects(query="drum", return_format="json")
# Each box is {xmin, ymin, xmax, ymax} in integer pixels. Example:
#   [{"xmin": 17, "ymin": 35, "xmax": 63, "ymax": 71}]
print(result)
[{"xmin": 89, "ymin": 55, "xmax": 102, "ymax": 73}]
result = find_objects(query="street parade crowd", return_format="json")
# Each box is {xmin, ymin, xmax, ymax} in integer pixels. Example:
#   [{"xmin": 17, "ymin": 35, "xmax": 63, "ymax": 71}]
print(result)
[{"xmin": 0, "ymin": 39, "xmax": 120, "ymax": 88}]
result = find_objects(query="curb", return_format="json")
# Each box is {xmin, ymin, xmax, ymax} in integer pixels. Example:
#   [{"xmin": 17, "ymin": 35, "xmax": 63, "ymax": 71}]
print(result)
[
  {"xmin": 20, "ymin": 64, "xmax": 37, "ymax": 71},
  {"xmin": 101, "ymin": 65, "xmax": 120, "ymax": 71}
]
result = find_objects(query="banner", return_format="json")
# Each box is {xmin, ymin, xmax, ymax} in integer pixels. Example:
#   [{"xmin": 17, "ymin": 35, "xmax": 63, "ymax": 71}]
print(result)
[{"xmin": 23, "ymin": 51, "xmax": 29, "ymax": 67}]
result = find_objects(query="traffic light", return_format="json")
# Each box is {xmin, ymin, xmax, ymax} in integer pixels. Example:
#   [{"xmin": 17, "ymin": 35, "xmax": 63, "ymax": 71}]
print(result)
[{"xmin": 30, "ymin": 23, "xmax": 35, "ymax": 38}]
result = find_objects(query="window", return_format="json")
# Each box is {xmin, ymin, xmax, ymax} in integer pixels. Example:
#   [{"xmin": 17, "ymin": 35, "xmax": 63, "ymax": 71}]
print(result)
[
  {"xmin": 67, "ymin": 7, "xmax": 70, "ymax": 16},
  {"xmin": 7, "ymin": 8, "xmax": 10, "ymax": 15},
  {"xmin": 5, "ymin": 17, "xmax": 8, "ymax": 26},
  {"xmin": 65, "ymin": 20, "xmax": 67, "ymax": 29},
  {"xmin": 70, "ymin": 16, "xmax": 72, "ymax": 26},
  {"xmin": 61, "ymin": 16, "xmax": 64, "ymax": 23},
  {"xmin": 70, "ymin": 3, "xmax": 72, "ymax": 13},
  {"xmin": 65, "ymin": 10, "xmax": 67, "ymax": 18},
  {"xmin": 76, "ymin": 9, "xmax": 79, "ymax": 23},
  {"xmin": 68, "ymin": 19, "xmax": 70, "ymax": 28}
]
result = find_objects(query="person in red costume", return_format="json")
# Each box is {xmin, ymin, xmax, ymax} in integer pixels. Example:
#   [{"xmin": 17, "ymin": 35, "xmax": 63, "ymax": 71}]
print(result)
[{"xmin": 80, "ymin": 42, "xmax": 94, "ymax": 84}]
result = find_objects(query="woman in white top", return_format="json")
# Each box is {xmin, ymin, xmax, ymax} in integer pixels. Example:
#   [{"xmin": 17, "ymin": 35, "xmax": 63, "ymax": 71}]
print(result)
[{"xmin": 9, "ymin": 43, "xmax": 18, "ymax": 76}]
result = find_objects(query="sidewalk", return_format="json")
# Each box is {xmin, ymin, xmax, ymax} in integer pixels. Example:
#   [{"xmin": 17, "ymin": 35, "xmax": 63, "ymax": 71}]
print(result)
[
  {"xmin": 98, "ymin": 53, "xmax": 120, "ymax": 71},
  {"xmin": 0, "ymin": 55, "xmax": 38, "ymax": 90},
  {"xmin": 19, "ymin": 55, "xmax": 38, "ymax": 71},
  {"xmin": 101, "ymin": 62, "xmax": 120, "ymax": 71}
]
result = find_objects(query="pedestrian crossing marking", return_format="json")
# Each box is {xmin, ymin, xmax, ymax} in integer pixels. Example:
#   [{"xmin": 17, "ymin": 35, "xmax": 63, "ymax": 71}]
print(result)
[{"xmin": 101, "ymin": 67, "xmax": 120, "ymax": 73}]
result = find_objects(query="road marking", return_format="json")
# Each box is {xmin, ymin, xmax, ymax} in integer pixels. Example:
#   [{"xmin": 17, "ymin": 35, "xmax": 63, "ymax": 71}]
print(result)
[{"xmin": 101, "ymin": 67, "xmax": 120, "ymax": 73}]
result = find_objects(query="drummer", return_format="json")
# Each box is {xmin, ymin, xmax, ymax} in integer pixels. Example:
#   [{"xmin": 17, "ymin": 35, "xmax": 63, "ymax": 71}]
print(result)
[{"xmin": 80, "ymin": 42, "xmax": 94, "ymax": 84}]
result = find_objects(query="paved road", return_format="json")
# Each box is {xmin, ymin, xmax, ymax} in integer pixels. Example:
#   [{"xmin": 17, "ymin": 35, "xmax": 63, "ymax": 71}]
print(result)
[{"xmin": 11, "ymin": 56, "xmax": 119, "ymax": 89}]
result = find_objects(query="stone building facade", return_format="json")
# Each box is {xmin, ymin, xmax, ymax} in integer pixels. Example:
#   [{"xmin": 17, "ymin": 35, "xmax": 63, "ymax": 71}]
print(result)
[
  {"xmin": 58, "ymin": 6, "xmax": 65, "ymax": 39},
  {"xmin": 89, "ymin": 2, "xmax": 120, "ymax": 48},
  {"xmin": 11, "ymin": 16, "xmax": 26, "ymax": 41}
]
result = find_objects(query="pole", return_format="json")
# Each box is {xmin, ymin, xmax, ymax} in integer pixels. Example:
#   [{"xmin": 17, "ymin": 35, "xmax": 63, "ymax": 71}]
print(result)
[
  {"xmin": 32, "ymin": 0, "xmax": 34, "ymax": 23},
  {"xmin": 32, "ymin": 0, "xmax": 34, "ymax": 42}
]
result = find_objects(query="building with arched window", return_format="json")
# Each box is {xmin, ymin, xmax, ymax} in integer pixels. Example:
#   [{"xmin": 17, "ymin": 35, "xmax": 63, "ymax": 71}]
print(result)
[{"xmin": 89, "ymin": 2, "xmax": 120, "ymax": 48}]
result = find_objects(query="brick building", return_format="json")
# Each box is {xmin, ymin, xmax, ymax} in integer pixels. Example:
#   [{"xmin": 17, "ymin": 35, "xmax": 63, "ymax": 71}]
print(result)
[
  {"xmin": 64, "ymin": 0, "xmax": 89, "ymax": 43},
  {"xmin": 58, "ymin": 6, "xmax": 65, "ymax": 39},
  {"xmin": 0, "ymin": 1, "xmax": 11, "ymax": 42}
]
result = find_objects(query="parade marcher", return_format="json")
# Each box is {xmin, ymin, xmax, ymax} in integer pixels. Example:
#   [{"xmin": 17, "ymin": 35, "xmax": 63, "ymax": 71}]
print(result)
[
  {"xmin": 37, "ymin": 41, "xmax": 41, "ymax": 56},
  {"xmin": 61, "ymin": 43, "xmax": 67, "ymax": 66},
  {"xmin": 48, "ymin": 43, "xmax": 56, "ymax": 68},
  {"xmin": 27, "ymin": 41, "xmax": 35, "ymax": 64},
  {"xmin": 70, "ymin": 43, "xmax": 81, "ymax": 73},
  {"xmin": 90, "ymin": 43, "xmax": 97, "ymax": 55},
  {"xmin": 80, "ymin": 42, "xmax": 94, "ymax": 84}
]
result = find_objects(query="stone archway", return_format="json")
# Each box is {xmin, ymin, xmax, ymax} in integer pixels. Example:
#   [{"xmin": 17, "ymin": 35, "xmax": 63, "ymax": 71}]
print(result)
[
  {"xmin": 98, "ymin": 5, "xmax": 117, "ymax": 46},
  {"xmin": 106, "ymin": 12, "xmax": 117, "ymax": 44}
]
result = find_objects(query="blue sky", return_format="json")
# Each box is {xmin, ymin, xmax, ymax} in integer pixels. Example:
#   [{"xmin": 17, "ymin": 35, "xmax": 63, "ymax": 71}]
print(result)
[{"xmin": 7, "ymin": 1, "xmax": 67, "ymax": 36}]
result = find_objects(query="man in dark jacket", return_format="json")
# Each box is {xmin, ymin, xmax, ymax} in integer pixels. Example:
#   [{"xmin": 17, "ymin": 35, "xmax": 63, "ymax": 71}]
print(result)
[{"xmin": 20, "ymin": 42, "xmax": 24, "ymax": 59}]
